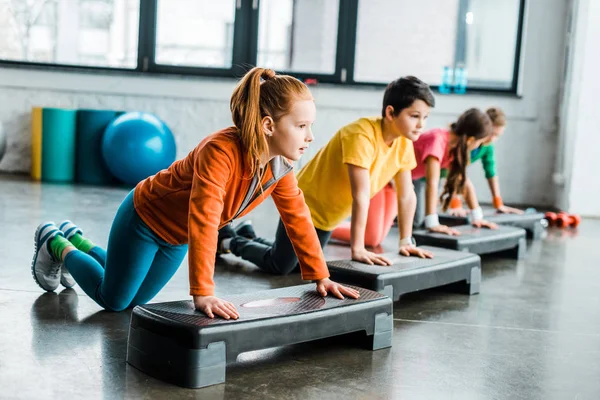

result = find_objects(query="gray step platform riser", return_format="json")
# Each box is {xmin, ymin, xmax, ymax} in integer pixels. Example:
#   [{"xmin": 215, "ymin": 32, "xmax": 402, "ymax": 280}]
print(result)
[
  {"xmin": 382, "ymin": 264, "xmax": 480, "ymax": 300},
  {"xmin": 439, "ymin": 216, "xmax": 544, "ymax": 239},
  {"xmin": 504, "ymin": 222, "xmax": 544, "ymax": 240},
  {"xmin": 127, "ymin": 327, "xmax": 225, "ymax": 388},
  {"xmin": 127, "ymin": 303, "xmax": 392, "ymax": 388},
  {"xmin": 126, "ymin": 285, "xmax": 393, "ymax": 388},
  {"xmin": 414, "ymin": 237, "xmax": 525, "ymax": 258},
  {"xmin": 330, "ymin": 262, "xmax": 481, "ymax": 301},
  {"xmin": 130, "ymin": 300, "xmax": 391, "ymax": 356}
]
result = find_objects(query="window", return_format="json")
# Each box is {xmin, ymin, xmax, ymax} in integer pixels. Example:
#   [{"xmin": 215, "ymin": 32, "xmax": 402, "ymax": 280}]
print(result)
[
  {"xmin": 257, "ymin": 0, "xmax": 339, "ymax": 75},
  {"xmin": 0, "ymin": 0, "xmax": 140, "ymax": 68},
  {"xmin": 463, "ymin": 0, "xmax": 523, "ymax": 89},
  {"xmin": 155, "ymin": 0, "xmax": 236, "ymax": 68},
  {"xmin": 354, "ymin": 0, "xmax": 460, "ymax": 85},
  {"xmin": 354, "ymin": 0, "xmax": 523, "ymax": 90},
  {"xmin": 0, "ymin": 0, "xmax": 526, "ymax": 93}
]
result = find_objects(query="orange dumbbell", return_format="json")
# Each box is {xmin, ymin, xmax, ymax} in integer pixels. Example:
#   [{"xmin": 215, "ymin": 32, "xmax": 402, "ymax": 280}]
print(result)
[
  {"xmin": 544, "ymin": 212, "xmax": 557, "ymax": 226},
  {"xmin": 555, "ymin": 212, "xmax": 581, "ymax": 228},
  {"xmin": 555, "ymin": 212, "xmax": 569, "ymax": 228}
]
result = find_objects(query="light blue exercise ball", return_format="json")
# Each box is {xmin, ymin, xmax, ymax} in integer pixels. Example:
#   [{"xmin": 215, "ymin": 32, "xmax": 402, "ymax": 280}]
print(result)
[{"xmin": 101, "ymin": 112, "xmax": 176, "ymax": 185}]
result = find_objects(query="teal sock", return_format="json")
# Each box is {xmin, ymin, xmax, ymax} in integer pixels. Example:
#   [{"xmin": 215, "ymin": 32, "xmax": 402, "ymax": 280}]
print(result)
[
  {"xmin": 68, "ymin": 233, "xmax": 96, "ymax": 254},
  {"xmin": 49, "ymin": 235, "xmax": 72, "ymax": 261}
]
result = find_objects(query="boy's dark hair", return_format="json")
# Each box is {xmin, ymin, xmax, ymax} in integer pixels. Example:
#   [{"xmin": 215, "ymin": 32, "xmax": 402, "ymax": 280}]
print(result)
[{"xmin": 382, "ymin": 76, "xmax": 435, "ymax": 117}]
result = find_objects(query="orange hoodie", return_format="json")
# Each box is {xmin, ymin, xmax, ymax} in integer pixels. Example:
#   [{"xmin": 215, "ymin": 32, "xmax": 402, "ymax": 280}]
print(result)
[{"xmin": 134, "ymin": 127, "xmax": 330, "ymax": 296}]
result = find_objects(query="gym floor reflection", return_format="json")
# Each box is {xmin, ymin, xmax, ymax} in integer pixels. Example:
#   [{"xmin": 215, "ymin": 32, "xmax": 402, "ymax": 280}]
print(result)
[{"xmin": 1, "ymin": 175, "xmax": 599, "ymax": 399}]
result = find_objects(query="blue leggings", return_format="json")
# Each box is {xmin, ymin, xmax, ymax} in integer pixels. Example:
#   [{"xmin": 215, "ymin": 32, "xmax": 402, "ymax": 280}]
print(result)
[{"xmin": 63, "ymin": 190, "xmax": 188, "ymax": 311}]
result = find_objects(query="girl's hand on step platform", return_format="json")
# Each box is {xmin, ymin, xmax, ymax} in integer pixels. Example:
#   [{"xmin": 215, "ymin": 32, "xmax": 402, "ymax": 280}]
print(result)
[
  {"xmin": 194, "ymin": 295, "xmax": 240, "ymax": 320},
  {"xmin": 429, "ymin": 224, "xmax": 461, "ymax": 236},
  {"xmin": 351, "ymin": 248, "xmax": 392, "ymax": 266},
  {"xmin": 316, "ymin": 278, "xmax": 360, "ymax": 299},
  {"xmin": 497, "ymin": 205, "xmax": 524, "ymax": 215},
  {"xmin": 472, "ymin": 219, "xmax": 498, "ymax": 229},
  {"xmin": 399, "ymin": 245, "xmax": 434, "ymax": 259}
]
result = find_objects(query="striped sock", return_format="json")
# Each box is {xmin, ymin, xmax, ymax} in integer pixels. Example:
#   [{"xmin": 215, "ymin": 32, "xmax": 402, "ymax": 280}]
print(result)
[
  {"xmin": 50, "ymin": 235, "xmax": 73, "ymax": 261},
  {"xmin": 68, "ymin": 233, "xmax": 95, "ymax": 254}
]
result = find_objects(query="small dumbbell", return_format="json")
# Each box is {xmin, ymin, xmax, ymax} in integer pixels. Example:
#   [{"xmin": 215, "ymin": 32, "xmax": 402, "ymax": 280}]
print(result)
[
  {"xmin": 556, "ymin": 213, "xmax": 581, "ymax": 228},
  {"xmin": 544, "ymin": 212, "xmax": 557, "ymax": 226}
]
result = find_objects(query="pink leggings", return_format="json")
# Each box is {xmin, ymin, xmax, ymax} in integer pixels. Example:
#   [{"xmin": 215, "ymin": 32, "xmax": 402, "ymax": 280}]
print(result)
[{"xmin": 330, "ymin": 183, "xmax": 397, "ymax": 247}]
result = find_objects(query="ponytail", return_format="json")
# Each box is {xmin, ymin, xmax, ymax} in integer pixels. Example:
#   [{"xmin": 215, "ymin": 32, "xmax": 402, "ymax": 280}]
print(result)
[
  {"xmin": 440, "ymin": 135, "xmax": 468, "ymax": 210},
  {"xmin": 439, "ymin": 108, "xmax": 492, "ymax": 210},
  {"xmin": 230, "ymin": 68, "xmax": 274, "ymax": 176}
]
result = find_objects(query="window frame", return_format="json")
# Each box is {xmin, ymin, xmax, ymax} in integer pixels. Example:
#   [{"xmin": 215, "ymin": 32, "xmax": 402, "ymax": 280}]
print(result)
[
  {"xmin": 0, "ymin": 0, "xmax": 527, "ymax": 94},
  {"xmin": 451, "ymin": 0, "xmax": 527, "ymax": 93},
  {"xmin": 141, "ymin": 0, "xmax": 258, "ymax": 77}
]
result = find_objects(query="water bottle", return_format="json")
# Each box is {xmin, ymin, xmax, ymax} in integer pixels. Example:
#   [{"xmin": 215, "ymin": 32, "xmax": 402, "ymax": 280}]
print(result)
[
  {"xmin": 454, "ymin": 64, "xmax": 468, "ymax": 94},
  {"xmin": 439, "ymin": 66, "xmax": 453, "ymax": 94}
]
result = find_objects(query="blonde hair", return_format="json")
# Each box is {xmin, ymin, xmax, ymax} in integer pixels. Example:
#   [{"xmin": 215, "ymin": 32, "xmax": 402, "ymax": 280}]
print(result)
[
  {"xmin": 230, "ymin": 67, "xmax": 313, "ymax": 176},
  {"xmin": 486, "ymin": 107, "xmax": 507, "ymax": 127}
]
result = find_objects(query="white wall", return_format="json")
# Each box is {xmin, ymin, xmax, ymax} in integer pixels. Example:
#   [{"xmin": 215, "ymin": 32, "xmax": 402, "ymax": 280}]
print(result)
[
  {"xmin": 557, "ymin": 0, "xmax": 600, "ymax": 216},
  {"xmin": 0, "ymin": 0, "xmax": 569, "ymax": 208}
]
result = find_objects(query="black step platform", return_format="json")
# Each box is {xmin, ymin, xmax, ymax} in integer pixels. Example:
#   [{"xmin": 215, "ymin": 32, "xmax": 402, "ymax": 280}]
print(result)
[
  {"xmin": 327, "ymin": 246, "xmax": 480, "ymax": 301},
  {"xmin": 413, "ymin": 225, "xmax": 527, "ymax": 259},
  {"xmin": 126, "ymin": 284, "xmax": 392, "ymax": 388},
  {"xmin": 439, "ymin": 208, "xmax": 546, "ymax": 239}
]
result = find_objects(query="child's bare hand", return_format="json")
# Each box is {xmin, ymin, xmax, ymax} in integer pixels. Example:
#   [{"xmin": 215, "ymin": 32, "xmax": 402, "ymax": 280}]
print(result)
[
  {"xmin": 497, "ymin": 205, "xmax": 524, "ymax": 215},
  {"xmin": 472, "ymin": 219, "xmax": 498, "ymax": 229},
  {"xmin": 351, "ymin": 248, "xmax": 392, "ymax": 265},
  {"xmin": 399, "ymin": 245, "xmax": 434, "ymax": 258},
  {"xmin": 429, "ymin": 224, "xmax": 461, "ymax": 236},
  {"xmin": 193, "ymin": 295, "xmax": 239, "ymax": 320},
  {"xmin": 315, "ymin": 278, "xmax": 360, "ymax": 299}
]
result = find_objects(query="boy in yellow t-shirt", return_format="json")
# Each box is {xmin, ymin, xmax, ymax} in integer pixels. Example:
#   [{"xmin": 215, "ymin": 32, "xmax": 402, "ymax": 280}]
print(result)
[{"xmin": 221, "ymin": 76, "xmax": 436, "ymax": 273}]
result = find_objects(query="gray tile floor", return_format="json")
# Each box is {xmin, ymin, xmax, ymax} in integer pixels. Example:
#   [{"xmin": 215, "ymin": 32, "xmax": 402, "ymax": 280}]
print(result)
[{"xmin": 1, "ymin": 174, "xmax": 599, "ymax": 399}]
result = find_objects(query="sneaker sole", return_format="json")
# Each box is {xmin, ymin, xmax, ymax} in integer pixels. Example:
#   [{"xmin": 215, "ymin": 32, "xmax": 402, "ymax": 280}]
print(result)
[
  {"xmin": 58, "ymin": 221, "xmax": 79, "ymax": 288},
  {"xmin": 60, "ymin": 275, "xmax": 76, "ymax": 289},
  {"xmin": 31, "ymin": 222, "xmax": 55, "ymax": 292}
]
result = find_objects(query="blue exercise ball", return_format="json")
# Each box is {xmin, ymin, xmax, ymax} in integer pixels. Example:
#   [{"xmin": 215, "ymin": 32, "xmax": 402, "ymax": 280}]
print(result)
[{"xmin": 102, "ymin": 112, "xmax": 176, "ymax": 185}]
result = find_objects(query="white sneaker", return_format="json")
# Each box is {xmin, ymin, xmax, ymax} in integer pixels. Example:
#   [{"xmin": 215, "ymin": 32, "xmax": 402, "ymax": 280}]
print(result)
[
  {"xmin": 31, "ymin": 222, "xmax": 63, "ymax": 292},
  {"xmin": 58, "ymin": 220, "xmax": 82, "ymax": 289},
  {"xmin": 59, "ymin": 264, "xmax": 76, "ymax": 289},
  {"xmin": 59, "ymin": 220, "xmax": 83, "ymax": 240}
]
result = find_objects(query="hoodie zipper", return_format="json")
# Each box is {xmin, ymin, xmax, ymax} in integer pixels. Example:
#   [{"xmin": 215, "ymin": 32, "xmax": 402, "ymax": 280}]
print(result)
[{"xmin": 229, "ymin": 157, "xmax": 294, "ymax": 222}]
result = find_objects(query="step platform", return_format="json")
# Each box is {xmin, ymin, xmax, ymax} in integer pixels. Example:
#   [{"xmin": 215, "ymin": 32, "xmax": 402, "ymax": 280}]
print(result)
[
  {"xmin": 126, "ymin": 284, "xmax": 392, "ymax": 388},
  {"xmin": 439, "ymin": 207, "xmax": 546, "ymax": 239},
  {"xmin": 413, "ymin": 225, "xmax": 527, "ymax": 259},
  {"xmin": 327, "ymin": 246, "xmax": 481, "ymax": 301}
]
